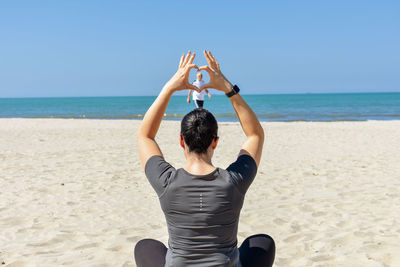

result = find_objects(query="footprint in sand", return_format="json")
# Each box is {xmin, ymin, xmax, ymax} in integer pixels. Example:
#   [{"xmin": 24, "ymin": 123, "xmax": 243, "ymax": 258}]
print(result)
[
  {"xmin": 283, "ymin": 234, "xmax": 303, "ymax": 243},
  {"xmin": 311, "ymin": 254, "xmax": 334, "ymax": 262},
  {"xmin": 126, "ymin": 236, "xmax": 140, "ymax": 242},
  {"xmin": 298, "ymin": 205, "xmax": 314, "ymax": 212},
  {"xmin": 27, "ymin": 237, "xmax": 63, "ymax": 247},
  {"xmin": 331, "ymin": 234, "xmax": 352, "ymax": 247},
  {"xmin": 74, "ymin": 243, "xmax": 100, "ymax": 250},
  {"xmin": 149, "ymin": 224, "xmax": 162, "ymax": 230},
  {"xmin": 273, "ymin": 218, "xmax": 288, "ymax": 225},
  {"xmin": 312, "ymin": 211, "xmax": 327, "ymax": 217},
  {"xmin": 122, "ymin": 262, "xmax": 136, "ymax": 267},
  {"xmin": 2, "ymin": 261, "xmax": 30, "ymax": 267},
  {"xmin": 335, "ymin": 220, "xmax": 349, "ymax": 228},
  {"xmin": 1, "ymin": 217, "xmax": 26, "ymax": 226},
  {"xmin": 107, "ymin": 245, "xmax": 124, "ymax": 252}
]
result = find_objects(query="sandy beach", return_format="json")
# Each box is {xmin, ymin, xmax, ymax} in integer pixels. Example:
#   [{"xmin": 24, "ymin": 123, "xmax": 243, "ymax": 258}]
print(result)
[{"xmin": 1, "ymin": 118, "xmax": 399, "ymax": 267}]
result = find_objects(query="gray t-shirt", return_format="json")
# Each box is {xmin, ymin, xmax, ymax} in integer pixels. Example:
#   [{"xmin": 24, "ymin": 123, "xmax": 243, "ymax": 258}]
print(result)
[{"xmin": 145, "ymin": 154, "xmax": 257, "ymax": 267}]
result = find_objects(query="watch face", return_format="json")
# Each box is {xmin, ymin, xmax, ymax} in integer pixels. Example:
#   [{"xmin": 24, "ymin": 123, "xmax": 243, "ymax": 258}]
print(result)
[{"xmin": 226, "ymin": 85, "xmax": 239, "ymax": 97}]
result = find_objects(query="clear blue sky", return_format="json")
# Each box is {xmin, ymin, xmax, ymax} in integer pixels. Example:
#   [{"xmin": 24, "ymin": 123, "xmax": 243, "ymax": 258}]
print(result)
[{"xmin": 0, "ymin": 0, "xmax": 399, "ymax": 97}]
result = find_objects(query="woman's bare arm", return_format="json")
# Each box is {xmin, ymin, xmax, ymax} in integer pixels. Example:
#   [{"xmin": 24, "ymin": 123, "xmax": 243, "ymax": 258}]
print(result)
[
  {"xmin": 228, "ymin": 94, "xmax": 264, "ymax": 166},
  {"xmin": 199, "ymin": 50, "xmax": 264, "ymax": 166},
  {"xmin": 138, "ymin": 51, "xmax": 199, "ymax": 169}
]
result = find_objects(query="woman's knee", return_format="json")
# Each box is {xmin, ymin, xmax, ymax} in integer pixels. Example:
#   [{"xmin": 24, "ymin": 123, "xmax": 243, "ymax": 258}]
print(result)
[
  {"xmin": 253, "ymin": 234, "xmax": 275, "ymax": 250},
  {"xmin": 134, "ymin": 239, "xmax": 167, "ymax": 267},
  {"xmin": 134, "ymin": 239, "xmax": 149, "ymax": 255},
  {"xmin": 135, "ymin": 239, "xmax": 166, "ymax": 254},
  {"xmin": 239, "ymin": 234, "xmax": 276, "ymax": 267},
  {"xmin": 242, "ymin": 234, "xmax": 275, "ymax": 250}
]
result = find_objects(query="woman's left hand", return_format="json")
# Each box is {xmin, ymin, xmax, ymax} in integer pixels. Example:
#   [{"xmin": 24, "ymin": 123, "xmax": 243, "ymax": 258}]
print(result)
[{"xmin": 164, "ymin": 51, "xmax": 200, "ymax": 93}]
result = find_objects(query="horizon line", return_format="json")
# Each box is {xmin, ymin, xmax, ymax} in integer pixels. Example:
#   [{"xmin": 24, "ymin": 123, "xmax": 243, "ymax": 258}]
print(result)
[{"xmin": 1, "ymin": 91, "xmax": 400, "ymax": 99}]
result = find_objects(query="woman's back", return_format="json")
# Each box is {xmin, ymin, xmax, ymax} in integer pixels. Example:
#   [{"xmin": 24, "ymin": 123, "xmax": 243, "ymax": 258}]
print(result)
[{"xmin": 145, "ymin": 155, "xmax": 257, "ymax": 266}]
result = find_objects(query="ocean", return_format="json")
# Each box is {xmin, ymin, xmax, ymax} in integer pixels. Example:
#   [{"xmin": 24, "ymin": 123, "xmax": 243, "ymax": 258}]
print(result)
[{"xmin": 0, "ymin": 93, "xmax": 399, "ymax": 122}]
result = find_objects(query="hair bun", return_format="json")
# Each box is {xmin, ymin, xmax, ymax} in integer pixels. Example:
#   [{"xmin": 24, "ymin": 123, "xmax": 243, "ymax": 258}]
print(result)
[
  {"xmin": 180, "ymin": 108, "xmax": 218, "ymax": 154},
  {"xmin": 193, "ymin": 119, "xmax": 201, "ymax": 128}
]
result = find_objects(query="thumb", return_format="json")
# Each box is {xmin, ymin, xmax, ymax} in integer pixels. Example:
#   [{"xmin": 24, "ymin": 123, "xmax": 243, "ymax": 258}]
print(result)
[
  {"xmin": 187, "ymin": 64, "xmax": 198, "ymax": 71},
  {"xmin": 200, "ymin": 83, "xmax": 211, "ymax": 91},
  {"xmin": 198, "ymin": 65, "xmax": 212, "ymax": 74},
  {"xmin": 188, "ymin": 84, "xmax": 200, "ymax": 92}
]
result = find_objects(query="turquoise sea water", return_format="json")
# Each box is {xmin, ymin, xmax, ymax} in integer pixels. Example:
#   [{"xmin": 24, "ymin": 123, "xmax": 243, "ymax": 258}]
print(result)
[{"xmin": 0, "ymin": 93, "xmax": 399, "ymax": 122}]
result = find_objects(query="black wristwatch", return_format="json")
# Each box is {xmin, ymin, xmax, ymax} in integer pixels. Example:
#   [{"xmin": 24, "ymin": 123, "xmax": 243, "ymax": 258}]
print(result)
[{"xmin": 226, "ymin": 85, "xmax": 240, "ymax": 98}]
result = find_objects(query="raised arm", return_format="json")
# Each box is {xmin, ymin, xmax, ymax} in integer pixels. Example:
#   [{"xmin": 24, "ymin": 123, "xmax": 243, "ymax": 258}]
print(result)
[
  {"xmin": 138, "ymin": 51, "xmax": 199, "ymax": 169},
  {"xmin": 199, "ymin": 50, "xmax": 264, "ymax": 166},
  {"xmin": 187, "ymin": 90, "xmax": 192, "ymax": 103},
  {"xmin": 205, "ymin": 89, "xmax": 212, "ymax": 99},
  {"xmin": 227, "ymin": 93, "xmax": 264, "ymax": 166}
]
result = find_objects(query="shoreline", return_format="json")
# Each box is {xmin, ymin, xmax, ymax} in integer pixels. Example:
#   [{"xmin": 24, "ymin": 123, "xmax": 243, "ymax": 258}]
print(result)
[
  {"xmin": 2, "ymin": 117, "xmax": 400, "ymax": 122},
  {"xmin": 1, "ymin": 91, "xmax": 400, "ymax": 99}
]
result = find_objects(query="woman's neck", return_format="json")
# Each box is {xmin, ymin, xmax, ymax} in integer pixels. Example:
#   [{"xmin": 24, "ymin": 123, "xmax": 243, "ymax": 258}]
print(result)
[{"xmin": 184, "ymin": 152, "xmax": 215, "ymax": 175}]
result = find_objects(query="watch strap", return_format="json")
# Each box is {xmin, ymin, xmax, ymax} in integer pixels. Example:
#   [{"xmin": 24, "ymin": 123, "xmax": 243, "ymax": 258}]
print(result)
[{"xmin": 226, "ymin": 85, "xmax": 240, "ymax": 98}]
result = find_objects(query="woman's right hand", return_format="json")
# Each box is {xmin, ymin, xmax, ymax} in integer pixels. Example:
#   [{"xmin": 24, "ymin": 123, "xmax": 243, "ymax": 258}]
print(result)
[
  {"xmin": 163, "ymin": 51, "xmax": 199, "ymax": 93},
  {"xmin": 198, "ymin": 50, "xmax": 233, "ymax": 93}
]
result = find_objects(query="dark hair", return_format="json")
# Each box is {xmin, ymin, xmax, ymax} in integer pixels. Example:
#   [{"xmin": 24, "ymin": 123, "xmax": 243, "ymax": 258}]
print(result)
[{"xmin": 181, "ymin": 108, "xmax": 218, "ymax": 154}]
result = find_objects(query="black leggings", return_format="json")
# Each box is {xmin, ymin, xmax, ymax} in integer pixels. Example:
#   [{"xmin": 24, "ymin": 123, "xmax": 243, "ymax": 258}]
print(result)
[
  {"xmin": 194, "ymin": 100, "xmax": 204, "ymax": 108},
  {"xmin": 134, "ymin": 234, "xmax": 275, "ymax": 267}
]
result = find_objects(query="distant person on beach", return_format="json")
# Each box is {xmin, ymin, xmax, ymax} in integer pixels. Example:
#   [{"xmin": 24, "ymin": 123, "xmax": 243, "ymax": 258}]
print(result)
[
  {"xmin": 187, "ymin": 72, "xmax": 211, "ymax": 108},
  {"xmin": 136, "ymin": 50, "xmax": 275, "ymax": 267}
]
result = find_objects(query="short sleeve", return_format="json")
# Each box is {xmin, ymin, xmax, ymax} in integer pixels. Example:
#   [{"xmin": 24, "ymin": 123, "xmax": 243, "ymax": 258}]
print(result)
[
  {"xmin": 227, "ymin": 154, "xmax": 258, "ymax": 195},
  {"xmin": 145, "ymin": 155, "xmax": 175, "ymax": 197}
]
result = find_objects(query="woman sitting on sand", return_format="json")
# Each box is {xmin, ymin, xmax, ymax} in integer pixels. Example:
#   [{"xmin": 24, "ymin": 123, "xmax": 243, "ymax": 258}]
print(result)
[{"xmin": 135, "ymin": 50, "xmax": 275, "ymax": 267}]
